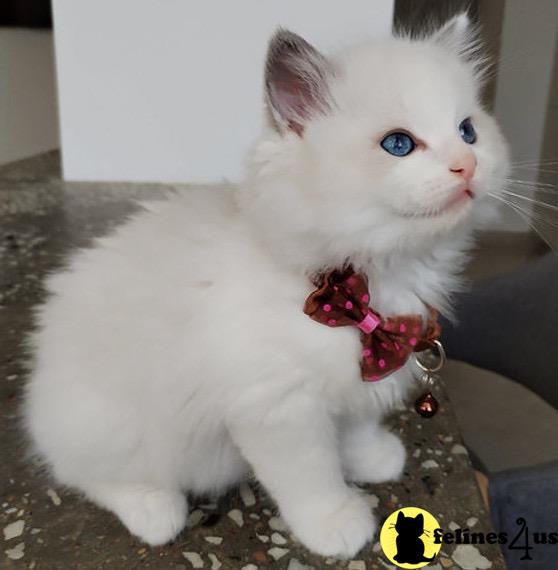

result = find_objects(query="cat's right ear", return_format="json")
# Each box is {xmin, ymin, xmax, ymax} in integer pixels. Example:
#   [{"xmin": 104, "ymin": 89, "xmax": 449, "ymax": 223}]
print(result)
[
  {"xmin": 264, "ymin": 29, "xmax": 334, "ymax": 136},
  {"xmin": 397, "ymin": 511, "xmax": 405, "ymax": 523}
]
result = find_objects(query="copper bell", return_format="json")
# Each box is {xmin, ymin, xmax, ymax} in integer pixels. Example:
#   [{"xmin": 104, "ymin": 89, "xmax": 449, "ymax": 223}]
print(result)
[{"xmin": 414, "ymin": 392, "xmax": 439, "ymax": 418}]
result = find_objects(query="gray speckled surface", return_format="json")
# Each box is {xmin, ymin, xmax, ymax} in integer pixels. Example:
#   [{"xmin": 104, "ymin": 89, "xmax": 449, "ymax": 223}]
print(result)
[{"xmin": 0, "ymin": 153, "xmax": 506, "ymax": 569}]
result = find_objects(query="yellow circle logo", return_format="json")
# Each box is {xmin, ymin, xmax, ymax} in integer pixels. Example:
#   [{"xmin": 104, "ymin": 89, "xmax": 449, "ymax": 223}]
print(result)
[{"xmin": 379, "ymin": 507, "xmax": 442, "ymax": 568}]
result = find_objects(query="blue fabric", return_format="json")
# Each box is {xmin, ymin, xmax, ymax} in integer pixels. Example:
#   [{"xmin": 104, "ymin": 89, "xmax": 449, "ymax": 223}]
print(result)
[{"xmin": 489, "ymin": 461, "xmax": 558, "ymax": 570}]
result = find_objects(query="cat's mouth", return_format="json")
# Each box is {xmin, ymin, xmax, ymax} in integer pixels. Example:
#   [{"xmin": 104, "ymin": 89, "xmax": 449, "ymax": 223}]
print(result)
[{"xmin": 396, "ymin": 188, "xmax": 475, "ymax": 219}]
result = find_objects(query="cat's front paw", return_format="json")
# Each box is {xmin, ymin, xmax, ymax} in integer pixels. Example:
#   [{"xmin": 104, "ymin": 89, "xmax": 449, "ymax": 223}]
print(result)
[
  {"xmin": 286, "ymin": 491, "xmax": 376, "ymax": 558},
  {"xmin": 343, "ymin": 427, "xmax": 406, "ymax": 484}
]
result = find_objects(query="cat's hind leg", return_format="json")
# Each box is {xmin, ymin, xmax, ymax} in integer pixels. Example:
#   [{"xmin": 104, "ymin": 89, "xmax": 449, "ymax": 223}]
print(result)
[
  {"xmin": 340, "ymin": 419, "xmax": 406, "ymax": 484},
  {"xmin": 85, "ymin": 483, "xmax": 187, "ymax": 546}
]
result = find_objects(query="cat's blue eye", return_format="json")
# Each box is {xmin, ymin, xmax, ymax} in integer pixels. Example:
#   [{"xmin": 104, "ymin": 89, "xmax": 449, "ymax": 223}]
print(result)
[
  {"xmin": 380, "ymin": 132, "xmax": 415, "ymax": 157},
  {"xmin": 459, "ymin": 118, "xmax": 477, "ymax": 144}
]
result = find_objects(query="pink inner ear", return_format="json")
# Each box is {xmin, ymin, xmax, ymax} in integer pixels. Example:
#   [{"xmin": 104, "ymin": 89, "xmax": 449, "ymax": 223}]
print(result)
[
  {"xmin": 287, "ymin": 121, "xmax": 304, "ymax": 136},
  {"xmin": 265, "ymin": 32, "xmax": 331, "ymax": 136},
  {"xmin": 272, "ymin": 83, "xmax": 305, "ymax": 134},
  {"xmin": 271, "ymin": 75, "xmax": 315, "ymax": 136}
]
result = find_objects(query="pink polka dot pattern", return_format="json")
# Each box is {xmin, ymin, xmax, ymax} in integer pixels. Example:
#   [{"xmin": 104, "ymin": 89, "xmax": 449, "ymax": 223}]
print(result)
[{"xmin": 303, "ymin": 265, "xmax": 441, "ymax": 383}]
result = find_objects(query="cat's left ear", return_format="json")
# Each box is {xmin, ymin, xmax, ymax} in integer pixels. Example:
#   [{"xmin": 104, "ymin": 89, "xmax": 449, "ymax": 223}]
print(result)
[
  {"xmin": 415, "ymin": 513, "xmax": 424, "ymax": 524},
  {"xmin": 264, "ymin": 29, "xmax": 334, "ymax": 136},
  {"xmin": 431, "ymin": 13, "xmax": 471, "ymax": 51},
  {"xmin": 431, "ymin": 13, "xmax": 481, "ymax": 57},
  {"xmin": 431, "ymin": 13, "xmax": 485, "ymax": 80}
]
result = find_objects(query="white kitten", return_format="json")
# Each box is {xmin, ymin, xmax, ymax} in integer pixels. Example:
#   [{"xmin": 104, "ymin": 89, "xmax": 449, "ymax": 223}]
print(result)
[{"xmin": 25, "ymin": 14, "xmax": 508, "ymax": 558}]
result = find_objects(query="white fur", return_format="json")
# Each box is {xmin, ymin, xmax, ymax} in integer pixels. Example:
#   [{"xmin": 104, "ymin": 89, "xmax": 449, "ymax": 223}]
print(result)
[{"xmin": 24, "ymin": 18, "xmax": 509, "ymax": 558}]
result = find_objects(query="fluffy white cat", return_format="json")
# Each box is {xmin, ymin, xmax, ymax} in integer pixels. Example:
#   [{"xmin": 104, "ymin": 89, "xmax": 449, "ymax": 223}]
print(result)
[{"xmin": 25, "ymin": 14, "xmax": 508, "ymax": 558}]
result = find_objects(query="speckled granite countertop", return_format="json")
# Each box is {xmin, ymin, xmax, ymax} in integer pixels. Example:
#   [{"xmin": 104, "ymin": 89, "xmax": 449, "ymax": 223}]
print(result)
[{"xmin": 0, "ymin": 153, "xmax": 506, "ymax": 570}]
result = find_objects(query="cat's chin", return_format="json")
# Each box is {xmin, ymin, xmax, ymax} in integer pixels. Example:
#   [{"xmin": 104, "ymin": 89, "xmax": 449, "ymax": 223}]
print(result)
[
  {"xmin": 391, "ymin": 198, "xmax": 474, "ymax": 238},
  {"xmin": 392, "ymin": 190, "xmax": 474, "ymax": 221}
]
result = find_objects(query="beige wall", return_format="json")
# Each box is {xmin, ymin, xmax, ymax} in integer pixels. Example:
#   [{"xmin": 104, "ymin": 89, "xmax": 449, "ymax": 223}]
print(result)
[
  {"xmin": 492, "ymin": 0, "xmax": 558, "ymax": 231},
  {"xmin": 542, "ymin": 34, "xmax": 558, "ymax": 165},
  {"xmin": 0, "ymin": 29, "xmax": 59, "ymax": 166}
]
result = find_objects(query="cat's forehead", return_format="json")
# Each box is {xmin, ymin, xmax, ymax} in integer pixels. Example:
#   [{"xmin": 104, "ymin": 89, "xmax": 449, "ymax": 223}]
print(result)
[{"xmin": 333, "ymin": 39, "xmax": 478, "ymax": 132}]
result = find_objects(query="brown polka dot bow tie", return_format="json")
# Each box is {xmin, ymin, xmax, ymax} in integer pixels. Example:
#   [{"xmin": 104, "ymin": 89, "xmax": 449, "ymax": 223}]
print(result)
[{"xmin": 303, "ymin": 266, "xmax": 441, "ymax": 382}]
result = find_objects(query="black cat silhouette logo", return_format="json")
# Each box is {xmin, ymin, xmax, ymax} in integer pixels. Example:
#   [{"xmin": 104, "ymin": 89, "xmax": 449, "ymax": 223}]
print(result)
[{"xmin": 380, "ymin": 507, "xmax": 442, "ymax": 568}]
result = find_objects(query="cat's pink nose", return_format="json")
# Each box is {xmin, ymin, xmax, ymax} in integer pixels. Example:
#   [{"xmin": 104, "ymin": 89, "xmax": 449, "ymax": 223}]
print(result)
[{"xmin": 449, "ymin": 154, "xmax": 476, "ymax": 182}]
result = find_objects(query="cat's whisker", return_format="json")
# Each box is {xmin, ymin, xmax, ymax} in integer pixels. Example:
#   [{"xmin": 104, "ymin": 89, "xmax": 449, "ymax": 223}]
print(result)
[
  {"xmin": 488, "ymin": 193, "xmax": 558, "ymax": 249},
  {"xmin": 512, "ymin": 159, "xmax": 558, "ymax": 167},
  {"xmin": 486, "ymin": 174, "xmax": 558, "ymax": 196},
  {"xmin": 489, "ymin": 192, "xmax": 550, "ymax": 226},
  {"xmin": 488, "ymin": 192, "xmax": 531, "ymax": 216},
  {"xmin": 506, "ymin": 184, "xmax": 558, "ymax": 195},
  {"xmin": 529, "ymin": 213, "xmax": 558, "ymax": 231},
  {"xmin": 514, "ymin": 161, "xmax": 558, "ymax": 168},
  {"xmin": 488, "ymin": 192, "xmax": 529, "ymax": 218},
  {"xmin": 502, "ymin": 186, "xmax": 558, "ymax": 198},
  {"xmin": 504, "ymin": 178, "xmax": 558, "ymax": 190},
  {"xmin": 512, "ymin": 166, "xmax": 558, "ymax": 176},
  {"xmin": 502, "ymin": 209, "xmax": 558, "ymax": 232},
  {"xmin": 500, "ymin": 190, "xmax": 558, "ymax": 212}
]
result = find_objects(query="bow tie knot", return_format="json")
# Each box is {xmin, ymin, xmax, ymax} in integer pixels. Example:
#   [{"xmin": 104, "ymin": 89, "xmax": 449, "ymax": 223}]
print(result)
[
  {"xmin": 357, "ymin": 312, "xmax": 381, "ymax": 334},
  {"xmin": 304, "ymin": 266, "xmax": 440, "ymax": 382}
]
